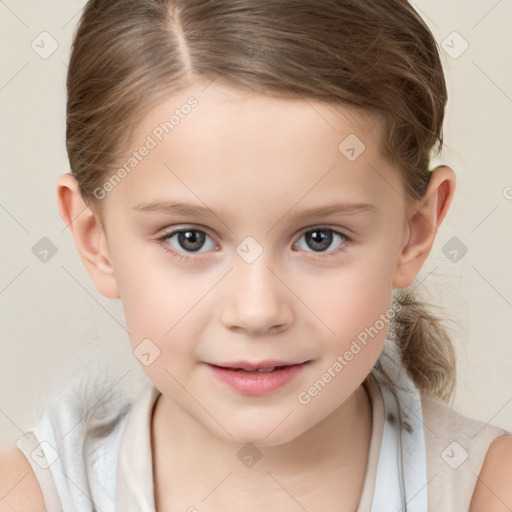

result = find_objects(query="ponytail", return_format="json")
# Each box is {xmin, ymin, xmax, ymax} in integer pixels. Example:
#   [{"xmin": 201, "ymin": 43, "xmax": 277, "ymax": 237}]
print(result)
[{"xmin": 390, "ymin": 289, "xmax": 457, "ymax": 402}]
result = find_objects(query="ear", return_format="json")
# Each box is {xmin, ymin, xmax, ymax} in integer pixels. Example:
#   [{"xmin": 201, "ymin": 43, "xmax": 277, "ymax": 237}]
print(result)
[
  {"xmin": 56, "ymin": 173, "xmax": 120, "ymax": 299},
  {"xmin": 393, "ymin": 165, "xmax": 456, "ymax": 289}
]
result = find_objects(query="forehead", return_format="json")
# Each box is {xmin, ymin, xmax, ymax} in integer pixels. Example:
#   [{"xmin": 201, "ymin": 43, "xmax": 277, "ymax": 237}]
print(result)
[{"xmin": 103, "ymin": 81, "xmax": 404, "ymax": 221}]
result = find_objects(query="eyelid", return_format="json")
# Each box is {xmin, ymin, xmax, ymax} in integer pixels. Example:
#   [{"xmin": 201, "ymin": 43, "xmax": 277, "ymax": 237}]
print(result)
[
  {"xmin": 298, "ymin": 222, "xmax": 356, "ymax": 238},
  {"xmin": 157, "ymin": 224, "xmax": 219, "ymax": 243},
  {"xmin": 297, "ymin": 223, "xmax": 351, "ymax": 237}
]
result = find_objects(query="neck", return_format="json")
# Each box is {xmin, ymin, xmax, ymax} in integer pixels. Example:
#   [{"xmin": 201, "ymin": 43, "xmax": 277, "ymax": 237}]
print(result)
[{"xmin": 151, "ymin": 382, "xmax": 373, "ymax": 510}]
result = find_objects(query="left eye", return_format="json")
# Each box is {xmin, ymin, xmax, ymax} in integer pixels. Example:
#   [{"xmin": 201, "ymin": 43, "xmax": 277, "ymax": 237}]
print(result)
[{"xmin": 294, "ymin": 228, "xmax": 347, "ymax": 254}]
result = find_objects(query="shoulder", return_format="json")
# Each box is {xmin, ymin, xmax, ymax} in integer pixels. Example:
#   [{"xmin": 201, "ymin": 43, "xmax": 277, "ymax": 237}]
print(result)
[
  {"xmin": 420, "ymin": 392, "xmax": 509, "ymax": 440},
  {"xmin": 469, "ymin": 434, "xmax": 512, "ymax": 511},
  {"xmin": 0, "ymin": 372, "xmax": 136, "ymax": 511},
  {"xmin": 418, "ymin": 393, "xmax": 511, "ymax": 510},
  {"xmin": 0, "ymin": 446, "xmax": 46, "ymax": 512}
]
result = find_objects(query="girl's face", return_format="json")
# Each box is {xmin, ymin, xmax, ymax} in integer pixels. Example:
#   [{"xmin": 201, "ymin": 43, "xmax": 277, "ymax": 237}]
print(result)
[{"xmin": 99, "ymin": 81, "xmax": 413, "ymax": 446}]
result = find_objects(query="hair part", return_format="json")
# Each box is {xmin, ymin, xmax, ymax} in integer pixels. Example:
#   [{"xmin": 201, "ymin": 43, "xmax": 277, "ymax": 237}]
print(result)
[{"xmin": 66, "ymin": 0, "xmax": 455, "ymax": 401}]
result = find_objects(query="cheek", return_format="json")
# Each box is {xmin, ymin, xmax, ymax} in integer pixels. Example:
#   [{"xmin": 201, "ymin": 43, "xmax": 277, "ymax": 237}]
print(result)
[
  {"xmin": 299, "ymin": 275, "xmax": 392, "ymax": 410},
  {"xmin": 301, "ymin": 257, "xmax": 393, "ymax": 332},
  {"xmin": 114, "ymin": 255, "xmax": 193, "ymax": 344},
  {"xmin": 116, "ymin": 268, "xmax": 204, "ymax": 391},
  {"xmin": 296, "ymin": 255, "xmax": 394, "ymax": 374}
]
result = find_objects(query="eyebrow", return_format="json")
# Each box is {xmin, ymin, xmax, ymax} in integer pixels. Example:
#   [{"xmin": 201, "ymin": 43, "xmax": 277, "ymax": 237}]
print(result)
[{"xmin": 132, "ymin": 199, "xmax": 376, "ymax": 222}]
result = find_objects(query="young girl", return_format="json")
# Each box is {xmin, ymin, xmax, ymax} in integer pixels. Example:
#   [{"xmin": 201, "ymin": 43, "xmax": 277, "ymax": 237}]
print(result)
[{"xmin": 1, "ymin": 0, "xmax": 511, "ymax": 510}]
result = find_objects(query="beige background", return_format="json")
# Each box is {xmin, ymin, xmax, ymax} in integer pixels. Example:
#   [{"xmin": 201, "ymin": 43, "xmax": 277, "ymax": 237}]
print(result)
[{"xmin": 1, "ymin": 0, "xmax": 512, "ymax": 449}]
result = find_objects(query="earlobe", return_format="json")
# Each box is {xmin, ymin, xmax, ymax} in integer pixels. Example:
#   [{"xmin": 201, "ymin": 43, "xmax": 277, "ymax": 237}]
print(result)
[
  {"xmin": 392, "ymin": 166, "xmax": 456, "ymax": 289},
  {"xmin": 56, "ymin": 173, "xmax": 120, "ymax": 299}
]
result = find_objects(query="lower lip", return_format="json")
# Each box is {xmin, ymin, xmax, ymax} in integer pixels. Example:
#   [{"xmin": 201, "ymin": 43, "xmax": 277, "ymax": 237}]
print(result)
[{"xmin": 207, "ymin": 362, "xmax": 309, "ymax": 396}]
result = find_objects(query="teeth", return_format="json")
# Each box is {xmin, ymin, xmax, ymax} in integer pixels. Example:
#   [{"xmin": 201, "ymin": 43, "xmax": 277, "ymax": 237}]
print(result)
[{"xmin": 231, "ymin": 366, "xmax": 278, "ymax": 372}]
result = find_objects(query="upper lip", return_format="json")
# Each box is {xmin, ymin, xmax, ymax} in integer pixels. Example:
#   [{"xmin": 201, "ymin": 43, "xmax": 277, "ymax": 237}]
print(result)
[{"xmin": 208, "ymin": 360, "xmax": 310, "ymax": 371}]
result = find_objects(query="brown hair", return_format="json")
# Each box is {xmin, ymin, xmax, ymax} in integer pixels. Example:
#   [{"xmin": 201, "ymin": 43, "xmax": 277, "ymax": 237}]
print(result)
[{"xmin": 66, "ymin": 0, "xmax": 456, "ymax": 401}]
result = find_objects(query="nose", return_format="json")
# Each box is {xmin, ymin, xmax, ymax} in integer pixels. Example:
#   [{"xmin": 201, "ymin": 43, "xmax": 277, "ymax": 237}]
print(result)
[{"xmin": 220, "ymin": 253, "xmax": 294, "ymax": 336}]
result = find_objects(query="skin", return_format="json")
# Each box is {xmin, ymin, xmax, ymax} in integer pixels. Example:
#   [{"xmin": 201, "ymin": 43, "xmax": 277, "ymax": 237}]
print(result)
[
  {"xmin": 469, "ymin": 435, "xmax": 512, "ymax": 511},
  {"xmin": 54, "ymin": 80, "xmax": 457, "ymax": 510}
]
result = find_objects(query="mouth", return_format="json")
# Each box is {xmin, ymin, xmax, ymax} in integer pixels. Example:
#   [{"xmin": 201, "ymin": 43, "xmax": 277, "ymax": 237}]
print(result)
[
  {"xmin": 206, "ymin": 360, "xmax": 312, "ymax": 395},
  {"xmin": 209, "ymin": 360, "xmax": 311, "ymax": 372}
]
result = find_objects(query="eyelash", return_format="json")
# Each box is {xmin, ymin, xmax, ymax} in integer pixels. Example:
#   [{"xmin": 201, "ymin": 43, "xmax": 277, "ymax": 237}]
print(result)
[{"xmin": 156, "ymin": 226, "xmax": 351, "ymax": 262}]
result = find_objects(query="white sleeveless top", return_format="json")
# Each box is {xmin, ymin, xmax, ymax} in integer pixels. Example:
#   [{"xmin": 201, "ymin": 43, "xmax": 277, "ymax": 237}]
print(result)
[{"xmin": 16, "ymin": 338, "xmax": 510, "ymax": 511}]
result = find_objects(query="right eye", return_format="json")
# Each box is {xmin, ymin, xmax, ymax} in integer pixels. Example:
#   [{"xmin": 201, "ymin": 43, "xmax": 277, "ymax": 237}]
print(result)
[{"xmin": 157, "ymin": 227, "xmax": 218, "ymax": 260}]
